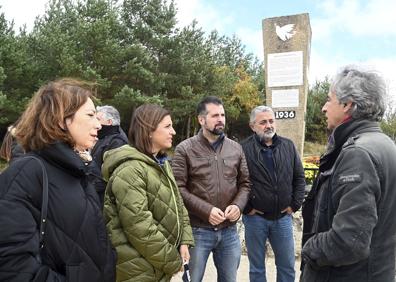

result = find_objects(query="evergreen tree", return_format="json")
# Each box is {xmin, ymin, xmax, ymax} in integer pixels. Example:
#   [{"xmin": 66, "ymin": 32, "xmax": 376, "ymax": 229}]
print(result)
[{"xmin": 305, "ymin": 78, "xmax": 330, "ymax": 143}]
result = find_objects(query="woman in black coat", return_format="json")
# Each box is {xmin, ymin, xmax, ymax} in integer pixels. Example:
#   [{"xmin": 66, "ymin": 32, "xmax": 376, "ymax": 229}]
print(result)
[{"xmin": 0, "ymin": 79, "xmax": 116, "ymax": 281}]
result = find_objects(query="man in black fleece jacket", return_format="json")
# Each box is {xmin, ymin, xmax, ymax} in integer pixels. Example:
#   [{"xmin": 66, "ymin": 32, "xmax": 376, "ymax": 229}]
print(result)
[{"xmin": 241, "ymin": 105, "xmax": 305, "ymax": 282}]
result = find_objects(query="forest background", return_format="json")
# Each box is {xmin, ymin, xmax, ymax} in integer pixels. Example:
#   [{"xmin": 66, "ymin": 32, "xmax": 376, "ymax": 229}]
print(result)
[{"xmin": 1, "ymin": 0, "xmax": 395, "ymax": 151}]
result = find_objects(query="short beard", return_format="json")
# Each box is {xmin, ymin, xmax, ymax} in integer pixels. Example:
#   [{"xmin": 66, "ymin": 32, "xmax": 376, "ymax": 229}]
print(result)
[
  {"xmin": 257, "ymin": 130, "xmax": 275, "ymax": 142},
  {"xmin": 208, "ymin": 127, "xmax": 224, "ymax": 136}
]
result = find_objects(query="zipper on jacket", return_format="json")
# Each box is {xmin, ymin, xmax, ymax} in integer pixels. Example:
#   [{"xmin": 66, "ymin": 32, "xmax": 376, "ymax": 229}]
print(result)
[
  {"xmin": 162, "ymin": 167, "xmax": 181, "ymax": 246},
  {"xmin": 257, "ymin": 149, "xmax": 280, "ymax": 218},
  {"xmin": 272, "ymin": 148, "xmax": 280, "ymax": 219},
  {"xmin": 272, "ymin": 147, "xmax": 278, "ymax": 185},
  {"xmin": 214, "ymin": 154, "xmax": 220, "ymax": 211}
]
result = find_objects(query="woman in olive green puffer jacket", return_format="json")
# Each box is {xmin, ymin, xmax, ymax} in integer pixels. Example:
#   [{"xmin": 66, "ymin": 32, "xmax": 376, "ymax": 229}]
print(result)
[{"xmin": 102, "ymin": 104, "xmax": 194, "ymax": 282}]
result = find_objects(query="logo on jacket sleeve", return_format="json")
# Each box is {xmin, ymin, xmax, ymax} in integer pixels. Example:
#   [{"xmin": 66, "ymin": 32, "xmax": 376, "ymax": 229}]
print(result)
[{"xmin": 338, "ymin": 174, "xmax": 362, "ymax": 184}]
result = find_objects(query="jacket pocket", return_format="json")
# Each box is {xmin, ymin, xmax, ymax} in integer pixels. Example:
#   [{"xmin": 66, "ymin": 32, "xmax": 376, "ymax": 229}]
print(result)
[
  {"xmin": 222, "ymin": 157, "xmax": 239, "ymax": 179},
  {"xmin": 189, "ymin": 157, "xmax": 211, "ymax": 179}
]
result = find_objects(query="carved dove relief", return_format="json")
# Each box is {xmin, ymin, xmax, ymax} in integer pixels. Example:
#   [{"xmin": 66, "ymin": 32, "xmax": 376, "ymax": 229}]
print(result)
[{"xmin": 275, "ymin": 23, "xmax": 296, "ymax": 41}]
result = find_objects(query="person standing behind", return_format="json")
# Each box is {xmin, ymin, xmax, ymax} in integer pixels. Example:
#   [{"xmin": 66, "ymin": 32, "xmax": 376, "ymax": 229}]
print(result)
[
  {"xmin": 172, "ymin": 96, "xmax": 250, "ymax": 282},
  {"xmin": 91, "ymin": 105, "xmax": 128, "ymax": 206},
  {"xmin": 92, "ymin": 105, "xmax": 128, "ymax": 168},
  {"xmin": 0, "ymin": 78, "xmax": 116, "ymax": 281},
  {"xmin": 241, "ymin": 105, "xmax": 305, "ymax": 282},
  {"xmin": 0, "ymin": 123, "xmax": 25, "ymax": 163},
  {"xmin": 103, "ymin": 104, "xmax": 194, "ymax": 282},
  {"xmin": 301, "ymin": 66, "xmax": 396, "ymax": 282}
]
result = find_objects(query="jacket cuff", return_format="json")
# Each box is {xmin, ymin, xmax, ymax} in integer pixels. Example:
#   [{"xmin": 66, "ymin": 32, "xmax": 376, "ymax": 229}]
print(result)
[{"xmin": 290, "ymin": 202, "xmax": 301, "ymax": 212}]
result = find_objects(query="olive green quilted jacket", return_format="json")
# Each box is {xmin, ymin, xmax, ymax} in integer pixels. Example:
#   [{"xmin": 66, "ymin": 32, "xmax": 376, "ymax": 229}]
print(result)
[{"xmin": 102, "ymin": 145, "xmax": 194, "ymax": 282}]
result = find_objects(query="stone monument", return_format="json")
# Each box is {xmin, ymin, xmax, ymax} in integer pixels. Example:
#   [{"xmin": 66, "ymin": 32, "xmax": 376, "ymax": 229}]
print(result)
[{"xmin": 262, "ymin": 13, "xmax": 311, "ymax": 156}]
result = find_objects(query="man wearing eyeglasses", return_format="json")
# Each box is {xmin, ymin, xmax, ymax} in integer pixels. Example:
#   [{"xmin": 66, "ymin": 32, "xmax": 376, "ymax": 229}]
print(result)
[{"xmin": 241, "ymin": 105, "xmax": 306, "ymax": 282}]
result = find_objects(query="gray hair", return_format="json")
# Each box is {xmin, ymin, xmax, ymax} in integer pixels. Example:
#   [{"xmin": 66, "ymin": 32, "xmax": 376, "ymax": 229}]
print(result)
[
  {"xmin": 96, "ymin": 105, "xmax": 121, "ymax": 125},
  {"xmin": 331, "ymin": 65, "xmax": 386, "ymax": 121},
  {"xmin": 249, "ymin": 105, "xmax": 274, "ymax": 123}
]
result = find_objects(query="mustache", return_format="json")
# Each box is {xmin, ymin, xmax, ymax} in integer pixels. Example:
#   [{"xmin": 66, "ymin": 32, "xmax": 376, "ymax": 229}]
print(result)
[{"xmin": 215, "ymin": 123, "xmax": 224, "ymax": 127}]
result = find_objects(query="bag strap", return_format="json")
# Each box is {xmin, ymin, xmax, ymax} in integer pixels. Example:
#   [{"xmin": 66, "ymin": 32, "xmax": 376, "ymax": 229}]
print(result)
[{"xmin": 24, "ymin": 156, "xmax": 49, "ymax": 249}]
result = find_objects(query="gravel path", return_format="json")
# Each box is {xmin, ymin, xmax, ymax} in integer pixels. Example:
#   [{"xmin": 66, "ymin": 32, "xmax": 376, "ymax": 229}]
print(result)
[{"xmin": 171, "ymin": 254, "xmax": 301, "ymax": 282}]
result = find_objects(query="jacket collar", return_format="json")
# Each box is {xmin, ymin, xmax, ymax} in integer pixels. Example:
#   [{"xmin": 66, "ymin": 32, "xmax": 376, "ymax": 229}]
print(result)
[
  {"xmin": 153, "ymin": 153, "xmax": 168, "ymax": 166},
  {"xmin": 97, "ymin": 125, "xmax": 120, "ymax": 139},
  {"xmin": 320, "ymin": 119, "xmax": 380, "ymax": 172},
  {"xmin": 35, "ymin": 142, "xmax": 88, "ymax": 177},
  {"xmin": 197, "ymin": 129, "xmax": 225, "ymax": 151}
]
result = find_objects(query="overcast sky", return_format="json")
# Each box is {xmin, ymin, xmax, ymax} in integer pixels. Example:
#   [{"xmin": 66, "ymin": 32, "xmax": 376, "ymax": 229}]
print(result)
[{"xmin": 1, "ymin": 0, "xmax": 395, "ymax": 102}]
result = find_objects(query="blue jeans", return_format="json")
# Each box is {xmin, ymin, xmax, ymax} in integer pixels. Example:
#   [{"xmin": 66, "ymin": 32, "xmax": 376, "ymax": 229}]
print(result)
[
  {"xmin": 189, "ymin": 225, "xmax": 241, "ymax": 282},
  {"xmin": 243, "ymin": 214, "xmax": 295, "ymax": 282}
]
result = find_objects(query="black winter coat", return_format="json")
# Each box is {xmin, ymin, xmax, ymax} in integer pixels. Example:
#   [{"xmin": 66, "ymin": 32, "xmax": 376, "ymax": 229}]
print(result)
[
  {"xmin": 0, "ymin": 142, "xmax": 116, "ymax": 282},
  {"xmin": 91, "ymin": 125, "xmax": 128, "ymax": 206},
  {"xmin": 241, "ymin": 134, "xmax": 306, "ymax": 219}
]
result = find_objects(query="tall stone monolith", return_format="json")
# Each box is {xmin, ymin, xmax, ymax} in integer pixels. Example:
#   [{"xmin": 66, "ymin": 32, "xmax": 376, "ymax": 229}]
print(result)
[{"xmin": 263, "ymin": 13, "xmax": 311, "ymax": 156}]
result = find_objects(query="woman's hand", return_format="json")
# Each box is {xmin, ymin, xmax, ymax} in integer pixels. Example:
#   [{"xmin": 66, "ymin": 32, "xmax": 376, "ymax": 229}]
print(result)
[{"xmin": 179, "ymin": 244, "xmax": 190, "ymax": 271}]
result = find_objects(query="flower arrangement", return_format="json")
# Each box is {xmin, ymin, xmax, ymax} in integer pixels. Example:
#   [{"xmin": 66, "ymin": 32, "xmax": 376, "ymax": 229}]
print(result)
[{"xmin": 303, "ymin": 156, "xmax": 319, "ymax": 185}]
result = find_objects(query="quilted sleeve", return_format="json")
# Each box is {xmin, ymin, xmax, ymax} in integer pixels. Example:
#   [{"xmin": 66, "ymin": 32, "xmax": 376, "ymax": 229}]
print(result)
[{"xmin": 180, "ymin": 204, "xmax": 194, "ymax": 247}]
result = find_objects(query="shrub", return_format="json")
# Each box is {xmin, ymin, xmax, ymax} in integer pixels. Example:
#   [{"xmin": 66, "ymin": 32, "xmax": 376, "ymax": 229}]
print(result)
[{"xmin": 303, "ymin": 156, "xmax": 319, "ymax": 185}]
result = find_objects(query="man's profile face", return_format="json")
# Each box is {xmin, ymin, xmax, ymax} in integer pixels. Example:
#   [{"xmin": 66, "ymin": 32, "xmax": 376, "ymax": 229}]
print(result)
[
  {"xmin": 199, "ymin": 103, "xmax": 226, "ymax": 136},
  {"xmin": 250, "ymin": 111, "xmax": 276, "ymax": 141},
  {"xmin": 322, "ymin": 91, "xmax": 350, "ymax": 130}
]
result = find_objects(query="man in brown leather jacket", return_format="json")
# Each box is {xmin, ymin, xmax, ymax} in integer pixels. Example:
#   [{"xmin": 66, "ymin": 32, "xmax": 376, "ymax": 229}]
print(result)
[{"xmin": 172, "ymin": 96, "xmax": 250, "ymax": 282}]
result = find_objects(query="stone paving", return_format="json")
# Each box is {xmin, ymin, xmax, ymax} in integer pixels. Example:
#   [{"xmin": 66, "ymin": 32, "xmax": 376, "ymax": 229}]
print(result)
[{"xmin": 172, "ymin": 212, "xmax": 303, "ymax": 281}]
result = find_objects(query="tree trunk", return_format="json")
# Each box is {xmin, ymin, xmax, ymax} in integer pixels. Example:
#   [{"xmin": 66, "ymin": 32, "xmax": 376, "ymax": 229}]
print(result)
[{"xmin": 186, "ymin": 116, "xmax": 191, "ymax": 138}]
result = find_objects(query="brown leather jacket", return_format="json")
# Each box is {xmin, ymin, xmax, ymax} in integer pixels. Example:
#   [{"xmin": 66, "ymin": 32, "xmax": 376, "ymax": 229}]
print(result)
[{"xmin": 172, "ymin": 130, "xmax": 250, "ymax": 229}]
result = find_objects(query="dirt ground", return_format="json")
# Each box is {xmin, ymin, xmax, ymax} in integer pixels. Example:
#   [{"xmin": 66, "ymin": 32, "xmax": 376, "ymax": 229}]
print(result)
[{"xmin": 171, "ymin": 254, "xmax": 301, "ymax": 282}]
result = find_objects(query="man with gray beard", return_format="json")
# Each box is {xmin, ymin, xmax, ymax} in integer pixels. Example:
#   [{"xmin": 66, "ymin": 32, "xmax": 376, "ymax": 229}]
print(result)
[{"xmin": 241, "ymin": 105, "xmax": 305, "ymax": 282}]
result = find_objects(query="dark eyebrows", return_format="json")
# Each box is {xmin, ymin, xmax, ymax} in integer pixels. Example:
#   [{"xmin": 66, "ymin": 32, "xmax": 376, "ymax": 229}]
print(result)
[{"xmin": 210, "ymin": 112, "xmax": 225, "ymax": 117}]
